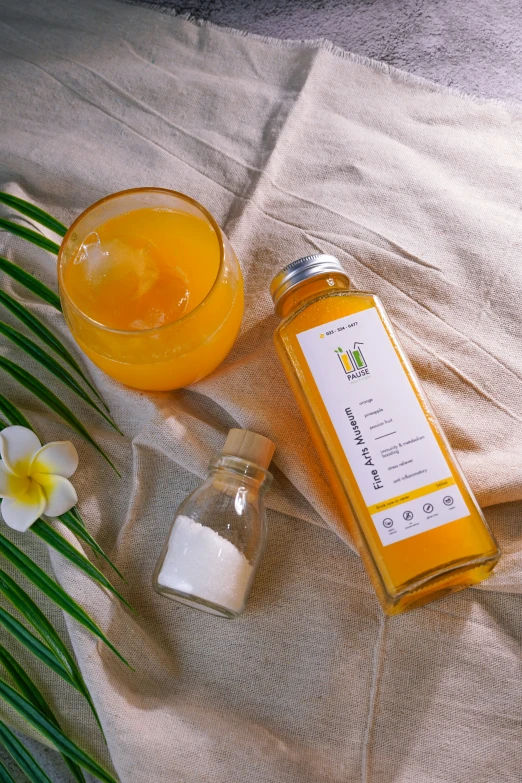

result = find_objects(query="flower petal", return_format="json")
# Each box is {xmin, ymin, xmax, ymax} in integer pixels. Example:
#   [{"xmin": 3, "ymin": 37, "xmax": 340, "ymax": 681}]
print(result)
[
  {"xmin": 29, "ymin": 441, "xmax": 79, "ymax": 479},
  {"xmin": 35, "ymin": 473, "xmax": 78, "ymax": 517},
  {"xmin": 1, "ymin": 480, "xmax": 45, "ymax": 531},
  {"xmin": 0, "ymin": 462, "xmax": 29, "ymax": 499},
  {"xmin": 0, "ymin": 426, "xmax": 41, "ymax": 478}
]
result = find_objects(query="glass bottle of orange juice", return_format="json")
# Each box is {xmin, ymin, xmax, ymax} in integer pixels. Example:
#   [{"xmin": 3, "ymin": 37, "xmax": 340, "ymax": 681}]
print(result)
[{"xmin": 271, "ymin": 254, "xmax": 499, "ymax": 614}]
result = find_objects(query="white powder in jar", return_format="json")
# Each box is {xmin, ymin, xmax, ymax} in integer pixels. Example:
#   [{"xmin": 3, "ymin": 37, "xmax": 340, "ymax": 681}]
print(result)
[{"xmin": 156, "ymin": 515, "xmax": 253, "ymax": 614}]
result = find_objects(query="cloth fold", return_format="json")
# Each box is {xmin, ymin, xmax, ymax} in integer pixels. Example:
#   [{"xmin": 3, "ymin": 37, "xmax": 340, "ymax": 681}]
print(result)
[{"xmin": 0, "ymin": 0, "xmax": 521, "ymax": 780}]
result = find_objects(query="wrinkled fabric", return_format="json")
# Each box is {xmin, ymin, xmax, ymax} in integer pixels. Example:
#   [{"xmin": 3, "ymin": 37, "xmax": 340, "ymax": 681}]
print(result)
[{"xmin": 0, "ymin": 1, "xmax": 521, "ymax": 781}]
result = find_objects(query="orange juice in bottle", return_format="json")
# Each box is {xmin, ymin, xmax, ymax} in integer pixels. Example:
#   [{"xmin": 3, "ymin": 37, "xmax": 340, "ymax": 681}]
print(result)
[
  {"xmin": 58, "ymin": 189, "xmax": 243, "ymax": 391},
  {"xmin": 271, "ymin": 254, "xmax": 499, "ymax": 614}
]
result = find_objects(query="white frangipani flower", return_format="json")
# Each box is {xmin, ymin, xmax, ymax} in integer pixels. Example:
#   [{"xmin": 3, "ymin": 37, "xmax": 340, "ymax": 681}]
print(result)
[{"xmin": 0, "ymin": 426, "xmax": 78, "ymax": 532}]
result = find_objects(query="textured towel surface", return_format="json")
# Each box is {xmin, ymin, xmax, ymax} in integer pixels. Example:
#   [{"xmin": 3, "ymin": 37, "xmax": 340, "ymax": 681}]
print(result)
[{"xmin": 1, "ymin": 1, "xmax": 522, "ymax": 781}]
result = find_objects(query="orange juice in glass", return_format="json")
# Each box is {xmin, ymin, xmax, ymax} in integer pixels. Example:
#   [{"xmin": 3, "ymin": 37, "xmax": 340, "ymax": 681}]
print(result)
[{"xmin": 58, "ymin": 189, "xmax": 244, "ymax": 391}]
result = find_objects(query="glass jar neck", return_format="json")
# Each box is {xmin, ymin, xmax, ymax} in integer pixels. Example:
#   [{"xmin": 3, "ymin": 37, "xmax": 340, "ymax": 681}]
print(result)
[
  {"xmin": 277, "ymin": 272, "xmax": 350, "ymax": 318},
  {"xmin": 209, "ymin": 454, "xmax": 272, "ymax": 492}
]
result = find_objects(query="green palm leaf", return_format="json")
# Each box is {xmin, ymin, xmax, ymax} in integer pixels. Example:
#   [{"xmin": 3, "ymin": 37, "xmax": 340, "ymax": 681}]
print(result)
[
  {"xmin": 32, "ymin": 520, "xmax": 132, "ymax": 611},
  {"xmin": 0, "ymin": 721, "xmax": 53, "ymax": 783},
  {"xmin": 0, "ymin": 646, "xmax": 48, "ymax": 716},
  {"xmin": 67, "ymin": 505, "xmax": 87, "ymax": 529},
  {"xmin": 0, "ymin": 255, "xmax": 61, "ymax": 311},
  {"xmin": 0, "ymin": 680, "xmax": 118, "ymax": 783},
  {"xmin": 0, "ymin": 568, "xmax": 79, "ymax": 676},
  {"xmin": 0, "ymin": 392, "xmax": 32, "ymax": 429},
  {"xmin": 0, "ymin": 645, "xmax": 48, "ymax": 716},
  {"xmin": 58, "ymin": 511, "xmax": 123, "ymax": 579},
  {"xmin": 0, "ymin": 606, "xmax": 77, "ymax": 690},
  {"xmin": 0, "ymin": 534, "xmax": 129, "ymax": 667},
  {"xmin": 0, "ymin": 357, "xmax": 119, "ymax": 475},
  {"xmin": 66, "ymin": 759, "xmax": 89, "ymax": 783},
  {"xmin": 0, "ymin": 195, "xmax": 130, "ymax": 779},
  {"xmin": 0, "ymin": 289, "xmax": 106, "ymax": 408},
  {"xmin": 0, "ymin": 193, "xmax": 67, "ymax": 237},
  {"xmin": 0, "ymin": 569, "xmax": 102, "ymax": 733},
  {"xmin": 0, "ymin": 218, "xmax": 60, "ymax": 256},
  {"xmin": 0, "ymin": 645, "xmax": 86, "ymax": 783},
  {"xmin": 0, "ymin": 321, "xmax": 121, "ymax": 433},
  {"xmin": 0, "ymin": 758, "xmax": 17, "ymax": 783}
]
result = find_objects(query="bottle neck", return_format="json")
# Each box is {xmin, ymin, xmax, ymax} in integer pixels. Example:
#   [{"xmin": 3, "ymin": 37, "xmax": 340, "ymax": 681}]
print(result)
[
  {"xmin": 209, "ymin": 454, "xmax": 272, "ymax": 493},
  {"xmin": 277, "ymin": 272, "xmax": 350, "ymax": 318}
]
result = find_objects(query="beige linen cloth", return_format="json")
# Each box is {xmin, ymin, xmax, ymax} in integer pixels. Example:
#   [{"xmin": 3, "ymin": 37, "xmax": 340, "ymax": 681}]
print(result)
[{"xmin": 1, "ymin": 0, "xmax": 522, "ymax": 780}]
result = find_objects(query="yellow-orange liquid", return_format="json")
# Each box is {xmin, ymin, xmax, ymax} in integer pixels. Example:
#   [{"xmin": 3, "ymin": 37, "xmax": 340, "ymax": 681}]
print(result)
[
  {"xmin": 61, "ymin": 207, "xmax": 243, "ymax": 390},
  {"xmin": 274, "ymin": 275, "xmax": 499, "ymax": 614}
]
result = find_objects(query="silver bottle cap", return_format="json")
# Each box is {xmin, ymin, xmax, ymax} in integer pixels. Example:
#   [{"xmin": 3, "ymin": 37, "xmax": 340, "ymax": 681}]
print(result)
[{"xmin": 270, "ymin": 254, "xmax": 348, "ymax": 313}]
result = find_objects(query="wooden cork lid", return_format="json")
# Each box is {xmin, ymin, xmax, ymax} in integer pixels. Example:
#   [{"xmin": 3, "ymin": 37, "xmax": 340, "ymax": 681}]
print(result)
[{"xmin": 222, "ymin": 428, "xmax": 275, "ymax": 470}]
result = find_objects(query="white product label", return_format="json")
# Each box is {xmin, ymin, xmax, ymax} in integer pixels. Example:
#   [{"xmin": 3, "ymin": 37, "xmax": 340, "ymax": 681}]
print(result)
[{"xmin": 297, "ymin": 307, "xmax": 470, "ymax": 546}]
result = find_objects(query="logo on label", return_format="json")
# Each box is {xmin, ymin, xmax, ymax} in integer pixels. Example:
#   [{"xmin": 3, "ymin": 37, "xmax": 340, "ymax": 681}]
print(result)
[{"xmin": 334, "ymin": 343, "xmax": 369, "ymax": 380}]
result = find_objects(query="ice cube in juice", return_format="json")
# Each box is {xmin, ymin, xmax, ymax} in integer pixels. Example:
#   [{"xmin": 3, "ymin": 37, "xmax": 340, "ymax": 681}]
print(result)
[{"xmin": 66, "ymin": 209, "xmax": 214, "ymax": 330}]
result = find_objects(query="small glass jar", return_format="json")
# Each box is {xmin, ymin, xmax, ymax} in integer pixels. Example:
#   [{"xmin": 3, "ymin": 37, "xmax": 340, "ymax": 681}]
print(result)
[
  {"xmin": 58, "ymin": 188, "xmax": 244, "ymax": 391},
  {"xmin": 153, "ymin": 430, "xmax": 275, "ymax": 618}
]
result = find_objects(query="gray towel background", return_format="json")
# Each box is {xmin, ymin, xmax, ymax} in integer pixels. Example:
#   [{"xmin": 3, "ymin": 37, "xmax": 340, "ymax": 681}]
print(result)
[{"xmin": 132, "ymin": 0, "xmax": 522, "ymax": 101}]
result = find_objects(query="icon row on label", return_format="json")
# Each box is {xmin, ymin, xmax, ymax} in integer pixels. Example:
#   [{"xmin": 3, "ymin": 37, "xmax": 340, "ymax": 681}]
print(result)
[{"xmin": 382, "ymin": 496, "xmax": 454, "ymax": 529}]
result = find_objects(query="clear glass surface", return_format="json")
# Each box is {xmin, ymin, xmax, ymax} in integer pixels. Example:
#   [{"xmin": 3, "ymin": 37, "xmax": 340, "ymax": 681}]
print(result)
[{"xmin": 153, "ymin": 456, "xmax": 272, "ymax": 618}]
